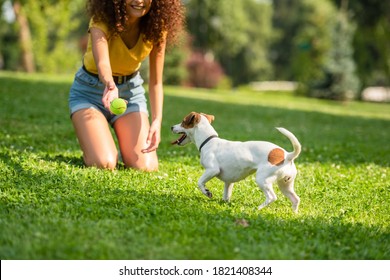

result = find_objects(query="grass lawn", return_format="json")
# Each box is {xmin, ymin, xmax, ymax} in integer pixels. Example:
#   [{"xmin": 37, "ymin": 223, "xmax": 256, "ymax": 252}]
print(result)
[{"xmin": 0, "ymin": 71, "xmax": 389, "ymax": 260}]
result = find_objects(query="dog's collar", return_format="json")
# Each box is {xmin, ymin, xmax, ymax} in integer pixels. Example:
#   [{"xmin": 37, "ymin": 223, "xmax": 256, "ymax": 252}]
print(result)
[{"xmin": 199, "ymin": 135, "xmax": 218, "ymax": 153}]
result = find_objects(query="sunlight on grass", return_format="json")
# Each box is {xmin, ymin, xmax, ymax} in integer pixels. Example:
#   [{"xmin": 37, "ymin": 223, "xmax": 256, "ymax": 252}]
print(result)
[
  {"xmin": 165, "ymin": 86, "xmax": 390, "ymax": 120},
  {"xmin": 0, "ymin": 73, "xmax": 389, "ymax": 259}
]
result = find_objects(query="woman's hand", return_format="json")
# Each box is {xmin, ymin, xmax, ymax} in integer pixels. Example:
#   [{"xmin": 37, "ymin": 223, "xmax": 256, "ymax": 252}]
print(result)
[
  {"xmin": 102, "ymin": 80, "xmax": 118, "ymax": 111},
  {"xmin": 142, "ymin": 119, "xmax": 161, "ymax": 153}
]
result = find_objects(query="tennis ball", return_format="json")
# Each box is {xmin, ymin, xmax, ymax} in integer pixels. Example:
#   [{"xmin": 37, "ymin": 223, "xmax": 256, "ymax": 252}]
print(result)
[{"xmin": 110, "ymin": 98, "xmax": 127, "ymax": 115}]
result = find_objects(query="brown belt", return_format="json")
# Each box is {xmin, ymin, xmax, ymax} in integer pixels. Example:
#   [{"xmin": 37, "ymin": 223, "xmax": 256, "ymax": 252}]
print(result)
[{"xmin": 82, "ymin": 65, "xmax": 138, "ymax": 85}]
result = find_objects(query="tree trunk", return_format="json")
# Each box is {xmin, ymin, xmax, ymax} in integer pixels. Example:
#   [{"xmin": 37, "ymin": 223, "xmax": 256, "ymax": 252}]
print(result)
[{"xmin": 13, "ymin": 0, "xmax": 35, "ymax": 72}]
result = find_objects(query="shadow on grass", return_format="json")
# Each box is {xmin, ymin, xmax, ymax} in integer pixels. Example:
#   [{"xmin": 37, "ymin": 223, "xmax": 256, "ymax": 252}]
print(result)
[{"xmin": 44, "ymin": 154, "xmax": 85, "ymax": 167}]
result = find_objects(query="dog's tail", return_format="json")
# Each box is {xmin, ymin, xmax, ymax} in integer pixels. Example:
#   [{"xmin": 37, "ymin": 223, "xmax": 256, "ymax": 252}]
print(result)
[{"xmin": 276, "ymin": 127, "xmax": 301, "ymax": 162}]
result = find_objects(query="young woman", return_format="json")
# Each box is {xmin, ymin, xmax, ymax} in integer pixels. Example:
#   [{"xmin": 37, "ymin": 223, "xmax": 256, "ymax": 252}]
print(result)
[{"xmin": 69, "ymin": 0, "xmax": 185, "ymax": 171}]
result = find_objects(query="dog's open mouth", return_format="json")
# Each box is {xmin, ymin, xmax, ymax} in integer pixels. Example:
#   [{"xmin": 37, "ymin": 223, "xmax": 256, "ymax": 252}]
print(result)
[{"xmin": 171, "ymin": 133, "xmax": 187, "ymax": 145}]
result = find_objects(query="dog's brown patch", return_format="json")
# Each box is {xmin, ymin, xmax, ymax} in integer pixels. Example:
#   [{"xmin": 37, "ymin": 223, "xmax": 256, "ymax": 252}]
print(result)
[
  {"xmin": 268, "ymin": 148, "xmax": 285, "ymax": 166},
  {"xmin": 182, "ymin": 112, "xmax": 201, "ymax": 128}
]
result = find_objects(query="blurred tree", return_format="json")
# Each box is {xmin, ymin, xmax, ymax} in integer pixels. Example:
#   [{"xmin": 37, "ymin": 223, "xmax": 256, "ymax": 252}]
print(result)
[
  {"xmin": 274, "ymin": 0, "xmax": 390, "ymax": 89},
  {"xmin": 0, "ymin": 0, "xmax": 85, "ymax": 73},
  {"xmin": 273, "ymin": 0, "xmax": 360, "ymax": 100},
  {"xmin": 12, "ymin": 0, "xmax": 34, "ymax": 72},
  {"xmin": 185, "ymin": 0, "xmax": 247, "ymax": 87},
  {"xmin": 2, "ymin": 0, "xmax": 387, "ymax": 91},
  {"xmin": 0, "ymin": 0, "xmax": 20, "ymax": 70},
  {"xmin": 25, "ymin": 0, "xmax": 85, "ymax": 73},
  {"xmin": 334, "ymin": 0, "xmax": 390, "ymax": 87},
  {"xmin": 185, "ymin": 0, "xmax": 274, "ymax": 87},
  {"xmin": 289, "ymin": 0, "xmax": 336, "ymax": 92},
  {"xmin": 220, "ymin": 0, "xmax": 275, "ymax": 85},
  {"xmin": 0, "ymin": 0, "xmax": 36, "ymax": 72},
  {"xmin": 271, "ymin": 0, "xmax": 300, "ymax": 80},
  {"xmin": 311, "ymin": 6, "xmax": 360, "ymax": 100},
  {"xmin": 186, "ymin": 0, "xmax": 249, "ymax": 57},
  {"xmin": 163, "ymin": 43, "xmax": 189, "ymax": 86}
]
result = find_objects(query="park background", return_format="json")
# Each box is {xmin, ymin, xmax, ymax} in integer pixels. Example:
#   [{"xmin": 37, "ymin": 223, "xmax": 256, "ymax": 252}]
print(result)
[
  {"xmin": 1, "ymin": 0, "xmax": 389, "ymax": 100},
  {"xmin": 0, "ymin": 0, "xmax": 389, "ymax": 260}
]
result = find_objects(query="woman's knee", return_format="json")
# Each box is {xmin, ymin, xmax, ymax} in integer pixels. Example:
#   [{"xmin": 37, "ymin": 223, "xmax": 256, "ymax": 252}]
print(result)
[
  {"xmin": 123, "ymin": 152, "xmax": 158, "ymax": 172},
  {"xmin": 84, "ymin": 152, "xmax": 118, "ymax": 170}
]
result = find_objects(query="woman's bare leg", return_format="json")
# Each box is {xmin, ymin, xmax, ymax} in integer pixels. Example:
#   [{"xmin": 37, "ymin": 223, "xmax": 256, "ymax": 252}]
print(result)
[
  {"xmin": 113, "ymin": 112, "xmax": 158, "ymax": 171},
  {"xmin": 71, "ymin": 108, "xmax": 118, "ymax": 169}
]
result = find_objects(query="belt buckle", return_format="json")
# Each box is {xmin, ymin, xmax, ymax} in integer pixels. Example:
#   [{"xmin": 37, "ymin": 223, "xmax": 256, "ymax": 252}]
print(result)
[{"xmin": 117, "ymin": 76, "xmax": 123, "ymax": 84}]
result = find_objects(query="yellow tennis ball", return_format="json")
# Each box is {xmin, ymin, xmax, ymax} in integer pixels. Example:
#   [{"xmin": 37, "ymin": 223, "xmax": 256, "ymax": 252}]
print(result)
[{"xmin": 110, "ymin": 98, "xmax": 127, "ymax": 115}]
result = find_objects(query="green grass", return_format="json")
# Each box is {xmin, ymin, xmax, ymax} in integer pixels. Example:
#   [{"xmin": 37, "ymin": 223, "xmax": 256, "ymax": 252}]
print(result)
[{"xmin": 0, "ymin": 71, "xmax": 389, "ymax": 260}]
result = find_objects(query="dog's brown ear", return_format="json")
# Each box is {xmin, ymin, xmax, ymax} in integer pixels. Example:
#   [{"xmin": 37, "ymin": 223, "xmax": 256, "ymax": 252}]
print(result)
[
  {"xmin": 182, "ymin": 112, "xmax": 201, "ymax": 128},
  {"xmin": 201, "ymin": 113, "xmax": 215, "ymax": 123}
]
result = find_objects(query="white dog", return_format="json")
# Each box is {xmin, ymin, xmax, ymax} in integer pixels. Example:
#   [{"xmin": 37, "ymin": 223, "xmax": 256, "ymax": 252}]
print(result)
[{"xmin": 171, "ymin": 112, "xmax": 302, "ymax": 213}]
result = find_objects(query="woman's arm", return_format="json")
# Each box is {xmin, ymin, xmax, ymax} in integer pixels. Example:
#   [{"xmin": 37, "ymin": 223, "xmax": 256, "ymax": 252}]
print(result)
[
  {"xmin": 90, "ymin": 27, "xmax": 118, "ymax": 110},
  {"xmin": 142, "ymin": 40, "xmax": 166, "ymax": 153}
]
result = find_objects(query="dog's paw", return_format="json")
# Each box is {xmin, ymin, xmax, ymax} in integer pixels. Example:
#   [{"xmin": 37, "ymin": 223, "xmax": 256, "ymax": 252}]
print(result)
[{"xmin": 205, "ymin": 189, "xmax": 213, "ymax": 198}]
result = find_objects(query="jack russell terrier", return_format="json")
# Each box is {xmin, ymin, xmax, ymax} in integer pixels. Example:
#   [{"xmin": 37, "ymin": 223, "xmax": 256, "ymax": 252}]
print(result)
[{"xmin": 171, "ymin": 112, "xmax": 302, "ymax": 213}]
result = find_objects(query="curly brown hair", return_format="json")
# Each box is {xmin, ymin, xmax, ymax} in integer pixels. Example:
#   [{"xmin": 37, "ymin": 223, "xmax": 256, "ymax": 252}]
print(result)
[{"xmin": 86, "ymin": 0, "xmax": 185, "ymax": 49}]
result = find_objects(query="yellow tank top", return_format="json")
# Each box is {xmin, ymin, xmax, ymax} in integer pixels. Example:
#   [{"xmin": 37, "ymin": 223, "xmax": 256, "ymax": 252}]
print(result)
[{"xmin": 83, "ymin": 18, "xmax": 153, "ymax": 76}]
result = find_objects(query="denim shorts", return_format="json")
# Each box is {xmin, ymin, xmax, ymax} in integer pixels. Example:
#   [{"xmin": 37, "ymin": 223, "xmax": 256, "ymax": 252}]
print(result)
[{"xmin": 69, "ymin": 66, "xmax": 148, "ymax": 125}]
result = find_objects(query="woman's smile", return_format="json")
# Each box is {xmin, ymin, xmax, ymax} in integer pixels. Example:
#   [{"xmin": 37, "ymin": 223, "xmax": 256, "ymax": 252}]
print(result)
[{"xmin": 126, "ymin": 0, "xmax": 152, "ymax": 18}]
